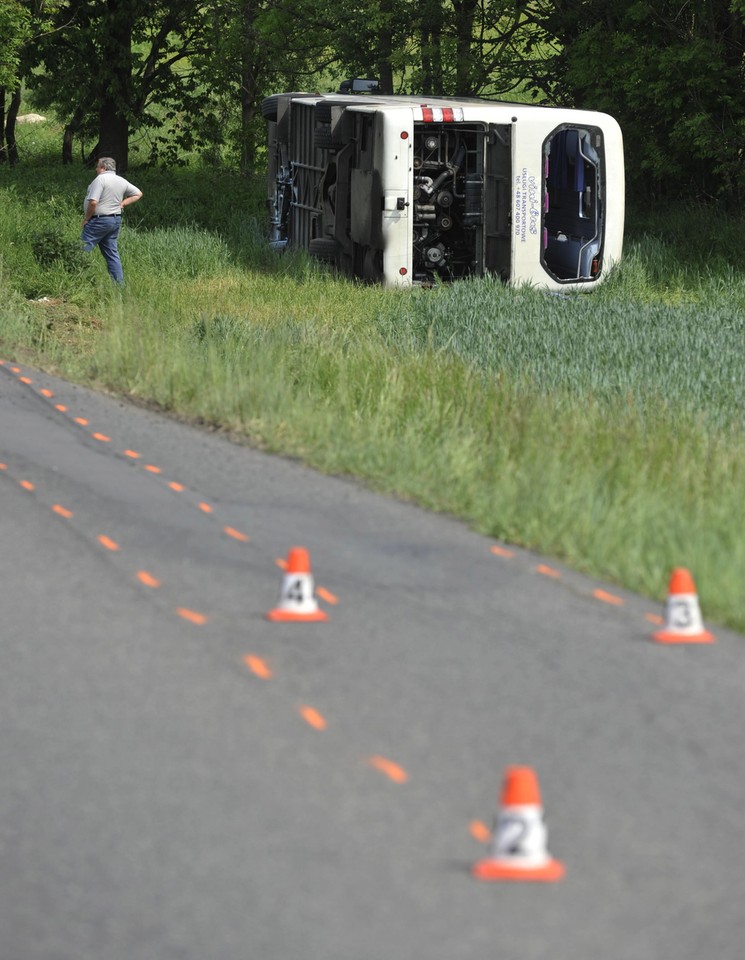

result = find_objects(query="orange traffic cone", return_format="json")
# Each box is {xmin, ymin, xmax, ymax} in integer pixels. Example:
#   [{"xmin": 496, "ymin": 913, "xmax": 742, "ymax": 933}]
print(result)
[
  {"xmin": 266, "ymin": 547, "xmax": 328, "ymax": 622},
  {"xmin": 472, "ymin": 766, "xmax": 565, "ymax": 882},
  {"xmin": 653, "ymin": 568, "xmax": 714, "ymax": 644}
]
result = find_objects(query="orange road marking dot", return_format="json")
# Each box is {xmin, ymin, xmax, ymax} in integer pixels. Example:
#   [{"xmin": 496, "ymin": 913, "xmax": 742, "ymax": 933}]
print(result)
[
  {"xmin": 92, "ymin": 432, "xmax": 111, "ymax": 442},
  {"xmin": 137, "ymin": 571, "xmax": 161, "ymax": 588},
  {"xmin": 224, "ymin": 526, "xmax": 249, "ymax": 542},
  {"xmin": 198, "ymin": 502, "xmax": 213, "ymax": 514},
  {"xmin": 490, "ymin": 545, "xmax": 515, "ymax": 558},
  {"xmin": 168, "ymin": 481, "xmax": 184, "ymax": 491},
  {"xmin": 593, "ymin": 588, "xmax": 624, "ymax": 606},
  {"xmin": 144, "ymin": 464, "xmax": 162, "ymax": 474},
  {"xmin": 243, "ymin": 654, "xmax": 272, "ymax": 679},
  {"xmin": 368, "ymin": 756, "xmax": 409, "ymax": 784},
  {"xmin": 11, "ymin": 367, "xmax": 21, "ymax": 373},
  {"xmin": 55, "ymin": 404, "xmax": 68, "ymax": 412},
  {"xmin": 52, "ymin": 504, "xmax": 73, "ymax": 518},
  {"xmin": 646, "ymin": 612, "xmax": 664, "ymax": 625},
  {"xmin": 536, "ymin": 564, "xmax": 561, "ymax": 579},
  {"xmin": 124, "ymin": 449, "xmax": 141, "ymax": 459},
  {"xmin": 176, "ymin": 608, "xmax": 207, "ymax": 625},
  {"xmin": 97, "ymin": 535, "xmax": 120, "ymax": 551},
  {"xmin": 20, "ymin": 480, "xmax": 35, "ymax": 491},
  {"xmin": 0, "ymin": 463, "xmax": 7, "ymax": 469},
  {"xmin": 40, "ymin": 388, "xmax": 54, "ymax": 398},
  {"xmin": 469, "ymin": 820, "xmax": 492, "ymax": 844},
  {"xmin": 19, "ymin": 377, "xmax": 32, "ymax": 384},
  {"xmin": 275, "ymin": 556, "xmax": 288, "ymax": 571},
  {"xmin": 299, "ymin": 706, "xmax": 328, "ymax": 730},
  {"xmin": 316, "ymin": 586, "xmax": 339, "ymax": 605},
  {"xmin": 74, "ymin": 417, "xmax": 89, "ymax": 426}
]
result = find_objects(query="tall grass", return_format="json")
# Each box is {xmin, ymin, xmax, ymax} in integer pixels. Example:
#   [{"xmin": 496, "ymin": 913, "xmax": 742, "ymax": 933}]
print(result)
[{"xmin": 2, "ymin": 129, "xmax": 745, "ymax": 631}]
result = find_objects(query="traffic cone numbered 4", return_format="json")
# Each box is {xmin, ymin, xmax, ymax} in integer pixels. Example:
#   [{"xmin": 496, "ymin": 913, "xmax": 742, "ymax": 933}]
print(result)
[
  {"xmin": 266, "ymin": 547, "xmax": 328, "ymax": 622},
  {"xmin": 472, "ymin": 766, "xmax": 565, "ymax": 882},
  {"xmin": 653, "ymin": 568, "xmax": 714, "ymax": 644}
]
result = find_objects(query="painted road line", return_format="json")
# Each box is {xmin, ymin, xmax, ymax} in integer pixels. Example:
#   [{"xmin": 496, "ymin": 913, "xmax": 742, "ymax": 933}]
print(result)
[
  {"xmin": 224, "ymin": 526, "xmax": 249, "ymax": 543},
  {"xmin": 490, "ymin": 545, "xmax": 515, "ymax": 558},
  {"xmin": 97, "ymin": 535, "xmax": 120, "ymax": 552},
  {"xmin": 316, "ymin": 586, "xmax": 339, "ymax": 605},
  {"xmin": 469, "ymin": 820, "xmax": 492, "ymax": 843},
  {"xmin": 175, "ymin": 608, "xmax": 208, "ymax": 625},
  {"xmin": 243, "ymin": 655, "xmax": 272, "ymax": 679},
  {"xmin": 368, "ymin": 756, "xmax": 409, "ymax": 784},
  {"xmin": 136, "ymin": 571, "xmax": 161, "ymax": 589},
  {"xmin": 593, "ymin": 588, "xmax": 624, "ymax": 606},
  {"xmin": 299, "ymin": 706, "xmax": 328, "ymax": 730}
]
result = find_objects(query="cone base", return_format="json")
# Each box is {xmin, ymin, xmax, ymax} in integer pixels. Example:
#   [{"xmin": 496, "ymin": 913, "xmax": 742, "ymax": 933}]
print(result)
[
  {"xmin": 472, "ymin": 857, "xmax": 565, "ymax": 883},
  {"xmin": 653, "ymin": 629, "xmax": 714, "ymax": 644},
  {"xmin": 266, "ymin": 607, "xmax": 328, "ymax": 622}
]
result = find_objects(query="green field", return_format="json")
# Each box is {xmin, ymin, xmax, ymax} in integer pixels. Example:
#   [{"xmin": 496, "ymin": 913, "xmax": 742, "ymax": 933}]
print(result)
[{"xmin": 2, "ymin": 120, "xmax": 745, "ymax": 632}]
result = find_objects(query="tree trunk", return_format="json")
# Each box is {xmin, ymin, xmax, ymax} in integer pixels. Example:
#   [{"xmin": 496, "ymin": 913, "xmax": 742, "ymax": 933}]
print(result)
[
  {"xmin": 453, "ymin": 0, "xmax": 478, "ymax": 95},
  {"xmin": 96, "ymin": 0, "xmax": 133, "ymax": 172},
  {"xmin": 6, "ymin": 87, "xmax": 21, "ymax": 165},
  {"xmin": 97, "ymin": 103, "xmax": 129, "ymax": 172},
  {"xmin": 0, "ymin": 87, "xmax": 5, "ymax": 163},
  {"xmin": 63, "ymin": 106, "xmax": 86, "ymax": 165},
  {"xmin": 239, "ymin": 0, "xmax": 257, "ymax": 175},
  {"xmin": 376, "ymin": 0, "xmax": 395, "ymax": 93},
  {"xmin": 419, "ymin": 0, "xmax": 444, "ymax": 95}
]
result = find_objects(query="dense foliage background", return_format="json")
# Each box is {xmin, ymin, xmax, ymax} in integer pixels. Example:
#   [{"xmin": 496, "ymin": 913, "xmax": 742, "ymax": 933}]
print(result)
[{"xmin": 2, "ymin": 0, "xmax": 745, "ymax": 200}]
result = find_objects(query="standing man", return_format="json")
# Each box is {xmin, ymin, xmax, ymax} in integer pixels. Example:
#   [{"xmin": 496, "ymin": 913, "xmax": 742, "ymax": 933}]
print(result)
[{"xmin": 81, "ymin": 157, "xmax": 142, "ymax": 284}]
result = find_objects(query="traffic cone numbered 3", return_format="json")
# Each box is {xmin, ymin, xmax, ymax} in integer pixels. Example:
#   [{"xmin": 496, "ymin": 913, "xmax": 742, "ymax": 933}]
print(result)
[
  {"xmin": 472, "ymin": 766, "xmax": 565, "ymax": 882},
  {"xmin": 266, "ymin": 547, "xmax": 328, "ymax": 622},
  {"xmin": 653, "ymin": 568, "xmax": 714, "ymax": 644}
]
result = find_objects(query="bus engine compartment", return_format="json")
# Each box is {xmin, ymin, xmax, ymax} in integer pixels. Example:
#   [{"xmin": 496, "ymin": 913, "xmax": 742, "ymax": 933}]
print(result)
[{"xmin": 411, "ymin": 124, "xmax": 484, "ymax": 283}]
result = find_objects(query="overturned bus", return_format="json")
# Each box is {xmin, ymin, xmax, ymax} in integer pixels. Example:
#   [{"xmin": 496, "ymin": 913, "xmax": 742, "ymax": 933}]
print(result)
[{"xmin": 261, "ymin": 81, "xmax": 624, "ymax": 291}]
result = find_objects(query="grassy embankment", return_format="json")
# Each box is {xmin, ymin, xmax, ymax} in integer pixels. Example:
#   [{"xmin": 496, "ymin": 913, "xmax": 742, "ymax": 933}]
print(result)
[{"xmin": 2, "ymin": 119, "xmax": 745, "ymax": 631}]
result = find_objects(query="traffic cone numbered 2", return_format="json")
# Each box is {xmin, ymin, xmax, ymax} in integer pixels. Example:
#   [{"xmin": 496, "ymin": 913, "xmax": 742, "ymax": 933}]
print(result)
[
  {"xmin": 653, "ymin": 568, "xmax": 714, "ymax": 644},
  {"xmin": 472, "ymin": 766, "xmax": 565, "ymax": 882},
  {"xmin": 266, "ymin": 547, "xmax": 328, "ymax": 622}
]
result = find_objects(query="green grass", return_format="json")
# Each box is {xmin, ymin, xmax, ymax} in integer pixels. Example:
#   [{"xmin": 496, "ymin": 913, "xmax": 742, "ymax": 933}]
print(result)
[{"xmin": 2, "ymin": 124, "xmax": 745, "ymax": 632}]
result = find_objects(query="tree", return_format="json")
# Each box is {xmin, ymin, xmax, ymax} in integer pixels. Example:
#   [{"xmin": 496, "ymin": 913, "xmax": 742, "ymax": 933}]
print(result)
[
  {"xmin": 28, "ymin": 0, "xmax": 210, "ymax": 171},
  {"xmin": 193, "ymin": 0, "xmax": 313, "ymax": 174},
  {"xmin": 0, "ymin": 0, "xmax": 30, "ymax": 163},
  {"xmin": 276, "ymin": 0, "xmax": 544, "ymax": 100},
  {"xmin": 522, "ymin": 0, "xmax": 745, "ymax": 201},
  {"xmin": 0, "ymin": 0, "xmax": 30, "ymax": 88}
]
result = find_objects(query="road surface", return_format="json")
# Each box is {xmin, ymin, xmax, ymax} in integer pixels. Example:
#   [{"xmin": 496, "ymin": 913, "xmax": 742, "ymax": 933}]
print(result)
[{"xmin": 1, "ymin": 359, "xmax": 743, "ymax": 960}]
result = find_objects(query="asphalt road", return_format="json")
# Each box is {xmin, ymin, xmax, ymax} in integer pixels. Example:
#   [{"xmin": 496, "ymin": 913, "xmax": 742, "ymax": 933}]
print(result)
[{"xmin": 1, "ymin": 359, "xmax": 743, "ymax": 960}]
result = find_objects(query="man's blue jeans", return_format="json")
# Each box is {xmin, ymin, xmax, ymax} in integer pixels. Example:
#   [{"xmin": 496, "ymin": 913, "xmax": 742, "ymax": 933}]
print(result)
[{"xmin": 81, "ymin": 215, "xmax": 124, "ymax": 283}]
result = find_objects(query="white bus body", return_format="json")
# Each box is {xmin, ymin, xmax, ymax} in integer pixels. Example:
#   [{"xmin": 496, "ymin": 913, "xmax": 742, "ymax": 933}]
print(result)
[{"xmin": 262, "ymin": 86, "xmax": 624, "ymax": 291}]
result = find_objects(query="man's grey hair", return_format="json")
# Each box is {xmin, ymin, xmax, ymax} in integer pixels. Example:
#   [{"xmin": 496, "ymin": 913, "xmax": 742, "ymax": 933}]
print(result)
[{"xmin": 97, "ymin": 157, "xmax": 116, "ymax": 172}]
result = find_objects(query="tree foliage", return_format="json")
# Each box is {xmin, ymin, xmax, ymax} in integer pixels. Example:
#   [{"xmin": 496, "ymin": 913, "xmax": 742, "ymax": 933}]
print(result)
[
  {"xmin": 27, "ymin": 0, "xmax": 210, "ymax": 170},
  {"xmin": 523, "ymin": 0, "xmax": 745, "ymax": 200},
  {"xmin": 0, "ymin": 0, "xmax": 31, "ymax": 89},
  {"xmin": 10, "ymin": 0, "xmax": 745, "ymax": 201}
]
